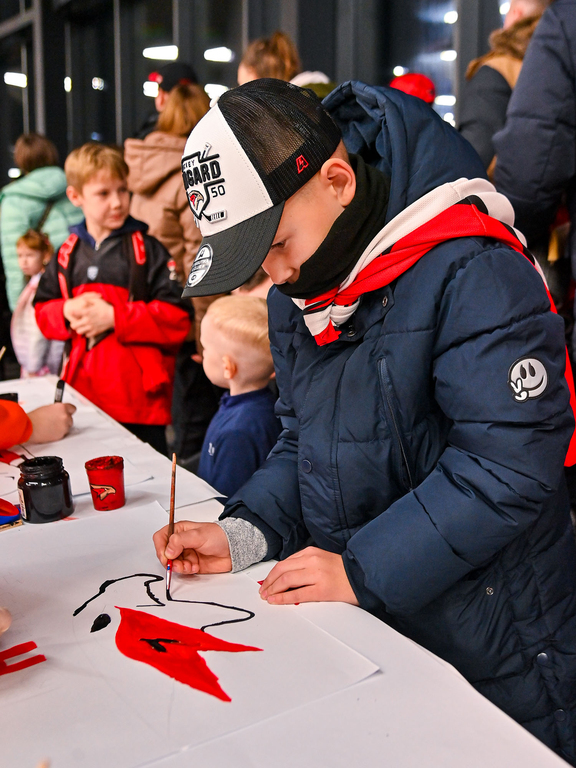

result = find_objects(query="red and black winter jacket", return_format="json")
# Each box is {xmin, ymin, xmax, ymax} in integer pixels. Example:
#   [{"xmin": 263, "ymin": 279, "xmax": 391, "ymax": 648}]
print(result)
[{"xmin": 34, "ymin": 217, "xmax": 191, "ymax": 425}]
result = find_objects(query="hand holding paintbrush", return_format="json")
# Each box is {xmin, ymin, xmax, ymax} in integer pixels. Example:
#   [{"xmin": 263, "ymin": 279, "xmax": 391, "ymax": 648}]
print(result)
[{"xmin": 165, "ymin": 453, "xmax": 177, "ymax": 597}]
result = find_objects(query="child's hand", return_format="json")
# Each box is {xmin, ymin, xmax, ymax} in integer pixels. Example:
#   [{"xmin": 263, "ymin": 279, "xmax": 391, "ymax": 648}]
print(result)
[
  {"xmin": 259, "ymin": 547, "xmax": 360, "ymax": 606},
  {"xmin": 153, "ymin": 521, "xmax": 232, "ymax": 574},
  {"xmin": 63, "ymin": 293, "xmax": 101, "ymax": 323},
  {"xmin": 68, "ymin": 297, "xmax": 115, "ymax": 339},
  {"xmin": 27, "ymin": 403, "xmax": 76, "ymax": 443}
]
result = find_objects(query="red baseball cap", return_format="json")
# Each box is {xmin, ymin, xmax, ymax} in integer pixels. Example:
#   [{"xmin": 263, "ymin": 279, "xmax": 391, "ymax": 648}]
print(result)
[{"xmin": 389, "ymin": 73, "xmax": 436, "ymax": 104}]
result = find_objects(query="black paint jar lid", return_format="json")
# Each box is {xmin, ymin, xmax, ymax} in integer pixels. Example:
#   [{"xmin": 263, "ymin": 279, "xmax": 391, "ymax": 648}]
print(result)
[{"xmin": 20, "ymin": 456, "xmax": 64, "ymax": 481}]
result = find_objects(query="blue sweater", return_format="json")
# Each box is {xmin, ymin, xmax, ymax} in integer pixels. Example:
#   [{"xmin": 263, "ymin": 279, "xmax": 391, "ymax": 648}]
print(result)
[{"xmin": 198, "ymin": 387, "xmax": 281, "ymax": 498}]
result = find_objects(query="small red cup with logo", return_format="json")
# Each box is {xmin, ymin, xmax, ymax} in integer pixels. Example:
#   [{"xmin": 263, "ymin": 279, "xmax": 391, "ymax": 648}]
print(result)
[{"xmin": 85, "ymin": 456, "xmax": 125, "ymax": 511}]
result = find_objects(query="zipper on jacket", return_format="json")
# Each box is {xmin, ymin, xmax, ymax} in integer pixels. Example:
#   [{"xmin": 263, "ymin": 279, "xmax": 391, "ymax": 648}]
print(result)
[{"xmin": 378, "ymin": 357, "xmax": 413, "ymax": 491}]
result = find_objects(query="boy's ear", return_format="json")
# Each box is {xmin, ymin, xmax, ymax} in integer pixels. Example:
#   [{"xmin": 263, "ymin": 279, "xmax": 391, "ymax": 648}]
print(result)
[
  {"xmin": 66, "ymin": 185, "xmax": 83, "ymax": 208},
  {"xmin": 222, "ymin": 355, "xmax": 237, "ymax": 381},
  {"xmin": 320, "ymin": 158, "xmax": 356, "ymax": 207}
]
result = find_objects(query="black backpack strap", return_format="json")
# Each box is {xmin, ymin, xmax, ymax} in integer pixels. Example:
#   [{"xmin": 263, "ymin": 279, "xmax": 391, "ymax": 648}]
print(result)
[{"xmin": 36, "ymin": 200, "xmax": 55, "ymax": 232}]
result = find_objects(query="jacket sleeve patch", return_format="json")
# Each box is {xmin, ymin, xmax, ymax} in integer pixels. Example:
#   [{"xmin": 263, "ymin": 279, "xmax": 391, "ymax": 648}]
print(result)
[{"xmin": 508, "ymin": 357, "xmax": 548, "ymax": 402}]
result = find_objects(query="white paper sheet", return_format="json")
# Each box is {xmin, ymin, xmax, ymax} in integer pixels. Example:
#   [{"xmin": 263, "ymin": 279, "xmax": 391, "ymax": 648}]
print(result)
[
  {"xmin": 24, "ymin": 433, "xmax": 152, "ymax": 495},
  {"xmin": 0, "ymin": 377, "xmax": 220, "ymax": 508},
  {"xmin": 0, "ymin": 503, "xmax": 378, "ymax": 768}
]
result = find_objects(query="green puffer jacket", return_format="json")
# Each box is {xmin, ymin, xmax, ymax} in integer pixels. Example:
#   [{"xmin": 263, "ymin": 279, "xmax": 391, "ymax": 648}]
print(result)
[{"xmin": 0, "ymin": 166, "xmax": 83, "ymax": 309}]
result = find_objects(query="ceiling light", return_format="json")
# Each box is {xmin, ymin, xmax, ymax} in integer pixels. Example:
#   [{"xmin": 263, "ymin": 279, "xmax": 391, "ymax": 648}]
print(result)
[
  {"xmin": 500, "ymin": 2, "xmax": 510, "ymax": 14},
  {"xmin": 64, "ymin": 77, "xmax": 72, "ymax": 92},
  {"xmin": 440, "ymin": 50, "xmax": 457, "ymax": 62},
  {"xmin": 444, "ymin": 11, "xmax": 458, "ymax": 24},
  {"xmin": 8, "ymin": 168, "xmax": 21, "ymax": 179},
  {"xmin": 143, "ymin": 45, "xmax": 178, "ymax": 61},
  {"xmin": 143, "ymin": 81, "xmax": 159, "ymax": 98},
  {"xmin": 91, "ymin": 77, "xmax": 105, "ymax": 91},
  {"xmin": 204, "ymin": 47, "xmax": 234, "ymax": 63},
  {"xmin": 435, "ymin": 95, "xmax": 456, "ymax": 106},
  {"xmin": 393, "ymin": 66, "xmax": 407, "ymax": 77},
  {"xmin": 4, "ymin": 72, "xmax": 27, "ymax": 88}
]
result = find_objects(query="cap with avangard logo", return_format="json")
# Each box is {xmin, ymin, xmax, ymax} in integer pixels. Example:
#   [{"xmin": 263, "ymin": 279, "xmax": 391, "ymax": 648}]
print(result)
[{"xmin": 181, "ymin": 78, "xmax": 342, "ymax": 297}]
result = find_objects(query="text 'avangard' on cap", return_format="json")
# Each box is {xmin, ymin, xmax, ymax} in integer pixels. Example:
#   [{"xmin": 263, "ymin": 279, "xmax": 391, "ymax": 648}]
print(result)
[{"xmin": 181, "ymin": 78, "xmax": 341, "ymax": 297}]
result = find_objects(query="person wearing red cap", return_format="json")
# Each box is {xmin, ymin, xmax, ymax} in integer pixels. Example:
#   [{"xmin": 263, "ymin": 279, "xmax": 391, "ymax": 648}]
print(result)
[
  {"xmin": 389, "ymin": 72, "xmax": 436, "ymax": 104},
  {"xmin": 135, "ymin": 62, "xmax": 199, "ymax": 140}
]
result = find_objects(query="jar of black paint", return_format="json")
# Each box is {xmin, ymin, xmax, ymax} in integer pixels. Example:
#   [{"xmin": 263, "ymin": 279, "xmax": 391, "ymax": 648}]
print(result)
[{"xmin": 18, "ymin": 457, "xmax": 74, "ymax": 524}]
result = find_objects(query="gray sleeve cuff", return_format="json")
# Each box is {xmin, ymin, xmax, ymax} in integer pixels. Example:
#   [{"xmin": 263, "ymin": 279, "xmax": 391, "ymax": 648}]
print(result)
[{"xmin": 216, "ymin": 517, "xmax": 269, "ymax": 572}]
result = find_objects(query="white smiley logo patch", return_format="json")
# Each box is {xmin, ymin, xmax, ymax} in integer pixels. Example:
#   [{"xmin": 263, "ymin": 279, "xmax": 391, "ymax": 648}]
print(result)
[{"xmin": 508, "ymin": 357, "xmax": 548, "ymax": 402}]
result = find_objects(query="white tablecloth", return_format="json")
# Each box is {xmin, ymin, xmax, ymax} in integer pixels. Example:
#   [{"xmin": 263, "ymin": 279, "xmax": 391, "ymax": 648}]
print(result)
[{"xmin": 0, "ymin": 376, "xmax": 567, "ymax": 767}]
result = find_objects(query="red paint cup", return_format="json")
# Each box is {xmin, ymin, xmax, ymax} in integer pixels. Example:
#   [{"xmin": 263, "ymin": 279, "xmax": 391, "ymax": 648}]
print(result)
[{"xmin": 85, "ymin": 456, "xmax": 125, "ymax": 511}]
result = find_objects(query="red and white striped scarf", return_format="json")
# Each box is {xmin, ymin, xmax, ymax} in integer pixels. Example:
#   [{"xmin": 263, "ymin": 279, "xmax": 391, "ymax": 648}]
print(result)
[{"xmin": 291, "ymin": 177, "xmax": 576, "ymax": 465}]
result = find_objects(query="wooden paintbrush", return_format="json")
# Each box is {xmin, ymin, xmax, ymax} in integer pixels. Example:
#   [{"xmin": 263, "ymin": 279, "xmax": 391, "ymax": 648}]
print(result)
[{"xmin": 166, "ymin": 452, "xmax": 177, "ymax": 596}]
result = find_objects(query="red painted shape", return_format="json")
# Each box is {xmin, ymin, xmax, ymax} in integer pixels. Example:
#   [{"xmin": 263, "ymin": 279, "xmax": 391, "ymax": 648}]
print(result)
[
  {"xmin": 0, "ymin": 449, "xmax": 22, "ymax": 464},
  {"xmin": 296, "ymin": 154, "xmax": 309, "ymax": 174},
  {"xmin": 0, "ymin": 641, "xmax": 46, "ymax": 676},
  {"xmin": 115, "ymin": 607, "xmax": 261, "ymax": 702}
]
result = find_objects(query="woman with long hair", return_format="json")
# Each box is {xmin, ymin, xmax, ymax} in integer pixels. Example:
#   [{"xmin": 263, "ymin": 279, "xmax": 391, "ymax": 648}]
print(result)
[{"xmin": 237, "ymin": 30, "xmax": 334, "ymax": 98}]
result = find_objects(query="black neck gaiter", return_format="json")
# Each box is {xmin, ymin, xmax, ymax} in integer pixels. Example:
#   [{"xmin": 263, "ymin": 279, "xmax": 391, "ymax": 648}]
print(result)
[{"xmin": 277, "ymin": 154, "xmax": 391, "ymax": 300}]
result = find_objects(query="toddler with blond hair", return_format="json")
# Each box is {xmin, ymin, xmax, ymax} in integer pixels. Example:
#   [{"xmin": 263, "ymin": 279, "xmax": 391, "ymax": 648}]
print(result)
[
  {"xmin": 11, "ymin": 229, "xmax": 64, "ymax": 376},
  {"xmin": 197, "ymin": 295, "xmax": 280, "ymax": 497}
]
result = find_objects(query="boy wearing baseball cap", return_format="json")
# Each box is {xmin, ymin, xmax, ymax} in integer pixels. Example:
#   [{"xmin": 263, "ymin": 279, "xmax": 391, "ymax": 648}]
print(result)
[{"xmin": 154, "ymin": 80, "xmax": 576, "ymax": 762}]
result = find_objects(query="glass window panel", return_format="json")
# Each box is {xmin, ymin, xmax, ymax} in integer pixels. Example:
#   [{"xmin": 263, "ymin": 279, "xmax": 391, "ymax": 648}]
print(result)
[
  {"xmin": 0, "ymin": 28, "xmax": 33, "ymax": 184},
  {"xmin": 202, "ymin": 0, "xmax": 243, "ymax": 90},
  {"xmin": 68, "ymin": 2, "xmax": 115, "ymax": 145},
  {"xmin": 0, "ymin": 1, "xmax": 21, "ymax": 23},
  {"xmin": 389, "ymin": 0, "xmax": 458, "ymax": 122},
  {"xmin": 131, "ymin": 0, "xmax": 174, "ymax": 138}
]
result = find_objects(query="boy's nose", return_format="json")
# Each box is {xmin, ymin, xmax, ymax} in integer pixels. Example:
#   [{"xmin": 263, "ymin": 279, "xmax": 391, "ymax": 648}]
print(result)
[{"xmin": 261, "ymin": 258, "xmax": 297, "ymax": 286}]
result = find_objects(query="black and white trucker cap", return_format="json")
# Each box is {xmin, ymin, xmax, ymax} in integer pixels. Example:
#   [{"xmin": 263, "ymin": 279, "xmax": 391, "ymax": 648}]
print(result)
[{"xmin": 181, "ymin": 78, "xmax": 342, "ymax": 297}]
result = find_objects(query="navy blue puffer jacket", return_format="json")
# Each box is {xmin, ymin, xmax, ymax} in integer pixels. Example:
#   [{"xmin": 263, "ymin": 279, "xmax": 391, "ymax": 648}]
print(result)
[{"xmin": 223, "ymin": 83, "xmax": 576, "ymax": 763}]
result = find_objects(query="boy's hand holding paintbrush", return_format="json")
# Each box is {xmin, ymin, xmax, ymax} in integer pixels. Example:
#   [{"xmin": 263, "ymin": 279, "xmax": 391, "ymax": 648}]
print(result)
[
  {"xmin": 154, "ymin": 521, "xmax": 232, "ymax": 576},
  {"xmin": 159, "ymin": 455, "xmax": 233, "ymax": 590}
]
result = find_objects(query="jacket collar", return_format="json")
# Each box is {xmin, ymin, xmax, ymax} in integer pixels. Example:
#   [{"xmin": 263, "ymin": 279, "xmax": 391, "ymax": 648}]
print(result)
[{"xmin": 70, "ymin": 215, "xmax": 149, "ymax": 249}]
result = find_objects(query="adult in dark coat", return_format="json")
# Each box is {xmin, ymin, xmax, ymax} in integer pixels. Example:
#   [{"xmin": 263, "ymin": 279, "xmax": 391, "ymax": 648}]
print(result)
[
  {"xmin": 157, "ymin": 81, "xmax": 576, "ymax": 763},
  {"xmin": 493, "ymin": 0, "xmax": 576, "ymax": 509},
  {"xmin": 493, "ymin": 0, "xmax": 574, "ymax": 237},
  {"xmin": 459, "ymin": 0, "xmax": 549, "ymax": 170},
  {"xmin": 494, "ymin": 0, "xmax": 576, "ymax": 348}
]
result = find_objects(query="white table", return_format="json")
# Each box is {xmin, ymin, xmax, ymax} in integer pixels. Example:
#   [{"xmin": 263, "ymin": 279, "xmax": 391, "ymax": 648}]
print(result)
[{"xmin": 0, "ymin": 377, "xmax": 567, "ymax": 767}]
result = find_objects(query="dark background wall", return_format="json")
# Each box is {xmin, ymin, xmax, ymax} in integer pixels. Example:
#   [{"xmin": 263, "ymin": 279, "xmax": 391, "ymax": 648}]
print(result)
[{"xmin": 0, "ymin": 0, "xmax": 501, "ymax": 183}]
